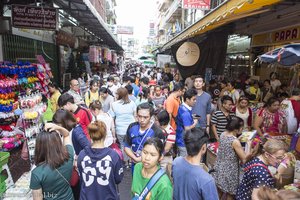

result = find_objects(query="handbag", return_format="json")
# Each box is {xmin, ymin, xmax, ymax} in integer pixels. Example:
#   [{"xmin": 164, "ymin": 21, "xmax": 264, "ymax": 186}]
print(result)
[
  {"xmin": 110, "ymin": 142, "xmax": 124, "ymax": 160},
  {"xmin": 69, "ymin": 166, "xmax": 79, "ymax": 186},
  {"xmin": 132, "ymin": 168, "xmax": 165, "ymax": 200}
]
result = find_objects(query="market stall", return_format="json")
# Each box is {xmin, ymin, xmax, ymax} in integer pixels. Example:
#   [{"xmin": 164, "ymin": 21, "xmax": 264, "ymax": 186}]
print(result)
[
  {"xmin": 0, "ymin": 62, "xmax": 52, "ymax": 198},
  {"xmin": 206, "ymin": 127, "xmax": 300, "ymax": 195}
]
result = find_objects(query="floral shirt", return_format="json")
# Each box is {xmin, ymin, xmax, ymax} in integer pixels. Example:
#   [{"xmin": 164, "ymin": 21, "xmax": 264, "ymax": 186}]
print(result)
[{"xmin": 257, "ymin": 108, "xmax": 286, "ymax": 134}]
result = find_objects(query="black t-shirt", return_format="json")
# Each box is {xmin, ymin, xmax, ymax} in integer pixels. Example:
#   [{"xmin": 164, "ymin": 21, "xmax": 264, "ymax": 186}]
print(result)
[{"xmin": 208, "ymin": 86, "xmax": 221, "ymax": 99}]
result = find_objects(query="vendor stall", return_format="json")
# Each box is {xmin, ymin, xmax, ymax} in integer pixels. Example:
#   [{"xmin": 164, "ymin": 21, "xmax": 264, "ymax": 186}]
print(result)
[
  {"xmin": 207, "ymin": 127, "xmax": 300, "ymax": 195},
  {"xmin": 0, "ymin": 62, "xmax": 52, "ymax": 198}
]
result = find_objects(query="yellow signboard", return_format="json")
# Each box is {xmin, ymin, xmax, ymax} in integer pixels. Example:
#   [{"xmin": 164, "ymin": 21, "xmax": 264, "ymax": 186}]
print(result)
[{"xmin": 252, "ymin": 26, "xmax": 300, "ymax": 47}]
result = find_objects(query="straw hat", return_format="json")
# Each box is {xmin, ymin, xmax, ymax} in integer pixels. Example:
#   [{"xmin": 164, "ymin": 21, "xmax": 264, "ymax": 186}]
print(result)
[{"xmin": 176, "ymin": 42, "xmax": 200, "ymax": 67}]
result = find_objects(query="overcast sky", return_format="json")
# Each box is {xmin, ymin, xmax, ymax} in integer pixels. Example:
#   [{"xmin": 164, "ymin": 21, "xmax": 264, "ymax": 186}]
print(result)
[{"xmin": 115, "ymin": 0, "xmax": 157, "ymax": 43}]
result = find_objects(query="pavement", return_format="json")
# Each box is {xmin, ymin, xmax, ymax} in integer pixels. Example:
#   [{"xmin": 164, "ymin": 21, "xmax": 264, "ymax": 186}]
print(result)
[{"xmin": 118, "ymin": 167, "xmax": 132, "ymax": 200}]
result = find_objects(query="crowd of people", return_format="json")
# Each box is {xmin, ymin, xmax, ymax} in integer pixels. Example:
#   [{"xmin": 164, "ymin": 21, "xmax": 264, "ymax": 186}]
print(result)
[{"xmin": 30, "ymin": 64, "xmax": 300, "ymax": 200}]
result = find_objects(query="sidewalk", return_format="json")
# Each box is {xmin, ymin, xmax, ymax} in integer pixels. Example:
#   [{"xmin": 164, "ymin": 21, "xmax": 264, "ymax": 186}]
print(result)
[{"xmin": 119, "ymin": 167, "xmax": 132, "ymax": 200}]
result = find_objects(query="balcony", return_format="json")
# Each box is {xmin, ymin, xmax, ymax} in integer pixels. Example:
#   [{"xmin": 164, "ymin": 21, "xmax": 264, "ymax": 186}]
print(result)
[
  {"xmin": 158, "ymin": 0, "xmax": 171, "ymax": 12},
  {"xmin": 164, "ymin": 0, "xmax": 182, "ymax": 23}
]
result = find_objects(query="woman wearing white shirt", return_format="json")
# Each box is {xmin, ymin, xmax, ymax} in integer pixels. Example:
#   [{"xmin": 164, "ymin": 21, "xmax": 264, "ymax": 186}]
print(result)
[
  {"xmin": 270, "ymin": 72, "xmax": 281, "ymax": 92},
  {"xmin": 89, "ymin": 100, "xmax": 116, "ymax": 147}
]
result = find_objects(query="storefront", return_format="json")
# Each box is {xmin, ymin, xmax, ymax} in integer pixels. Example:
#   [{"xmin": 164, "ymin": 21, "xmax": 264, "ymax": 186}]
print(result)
[{"xmin": 250, "ymin": 25, "xmax": 300, "ymax": 83}]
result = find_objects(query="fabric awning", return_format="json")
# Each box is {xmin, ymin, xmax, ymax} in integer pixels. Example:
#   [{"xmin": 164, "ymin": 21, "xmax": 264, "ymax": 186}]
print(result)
[{"xmin": 162, "ymin": 0, "xmax": 282, "ymax": 51}]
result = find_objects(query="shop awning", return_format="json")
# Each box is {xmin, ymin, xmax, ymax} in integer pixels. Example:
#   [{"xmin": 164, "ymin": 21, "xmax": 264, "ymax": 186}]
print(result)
[
  {"xmin": 53, "ymin": 0, "xmax": 123, "ymax": 51},
  {"xmin": 162, "ymin": 0, "xmax": 282, "ymax": 51}
]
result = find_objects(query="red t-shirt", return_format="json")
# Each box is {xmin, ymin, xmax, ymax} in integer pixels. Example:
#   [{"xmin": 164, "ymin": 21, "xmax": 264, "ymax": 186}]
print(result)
[{"xmin": 73, "ymin": 106, "xmax": 92, "ymax": 140}]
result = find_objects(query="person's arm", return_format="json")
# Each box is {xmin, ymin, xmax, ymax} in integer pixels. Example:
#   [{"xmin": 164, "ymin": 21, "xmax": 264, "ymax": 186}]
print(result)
[
  {"xmin": 110, "ymin": 117, "xmax": 117, "ymax": 142},
  {"xmin": 114, "ymin": 153, "xmax": 124, "ymax": 184},
  {"xmin": 123, "ymin": 124, "xmax": 141, "ymax": 162},
  {"xmin": 164, "ymin": 142, "xmax": 173, "ymax": 153},
  {"xmin": 184, "ymin": 119, "xmax": 198, "ymax": 131},
  {"xmin": 73, "ymin": 126, "xmax": 91, "ymax": 150},
  {"xmin": 253, "ymin": 115, "xmax": 264, "ymax": 137},
  {"xmin": 206, "ymin": 96, "xmax": 212, "ymax": 133},
  {"xmin": 211, "ymin": 124, "xmax": 219, "ymax": 140},
  {"xmin": 84, "ymin": 92, "xmax": 90, "ymax": 107},
  {"xmin": 44, "ymin": 123, "xmax": 71, "ymax": 146},
  {"xmin": 232, "ymin": 139, "xmax": 259, "ymax": 164},
  {"xmin": 210, "ymin": 113, "xmax": 219, "ymax": 140},
  {"xmin": 206, "ymin": 114, "xmax": 211, "ymax": 134},
  {"xmin": 30, "ymin": 172, "xmax": 43, "ymax": 200},
  {"xmin": 32, "ymin": 189, "xmax": 43, "ymax": 200},
  {"xmin": 124, "ymin": 147, "xmax": 141, "ymax": 163},
  {"xmin": 202, "ymin": 180, "xmax": 219, "ymax": 200}
]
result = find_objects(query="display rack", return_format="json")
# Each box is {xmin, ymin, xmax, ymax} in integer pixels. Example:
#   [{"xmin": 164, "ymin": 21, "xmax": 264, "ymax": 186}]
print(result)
[{"xmin": 0, "ymin": 62, "xmax": 52, "ymax": 198}]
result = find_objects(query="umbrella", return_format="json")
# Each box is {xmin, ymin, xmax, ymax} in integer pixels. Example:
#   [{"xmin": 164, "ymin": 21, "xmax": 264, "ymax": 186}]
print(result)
[{"xmin": 259, "ymin": 44, "xmax": 300, "ymax": 66}]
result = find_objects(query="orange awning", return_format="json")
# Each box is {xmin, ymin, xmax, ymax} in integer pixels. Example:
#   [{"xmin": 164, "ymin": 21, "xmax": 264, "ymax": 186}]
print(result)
[{"xmin": 162, "ymin": 0, "xmax": 282, "ymax": 51}]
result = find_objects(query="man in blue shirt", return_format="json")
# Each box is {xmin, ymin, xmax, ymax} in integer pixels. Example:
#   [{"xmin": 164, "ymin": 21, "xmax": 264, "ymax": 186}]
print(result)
[
  {"xmin": 172, "ymin": 128, "xmax": 218, "ymax": 200},
  {"xmin": 192, "ymin": 75, "xmax": 212, "ymax": 134},
  {"xmin": 176, "ymin": 89, "xmax": 198, "ymax": 156},
  {"xmin": 124, "ymin": 103, "xmax": 165, "ymax": 172}
]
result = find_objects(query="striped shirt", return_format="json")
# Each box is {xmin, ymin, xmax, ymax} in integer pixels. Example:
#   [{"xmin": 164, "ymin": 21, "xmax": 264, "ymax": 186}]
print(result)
[
  {"xmin": 211, "ymin": 110, "xmax": 235, "ymax": 136},
  {"xmin": 164, "ymin": 124, "xmax": 176, "ymax": 144}
]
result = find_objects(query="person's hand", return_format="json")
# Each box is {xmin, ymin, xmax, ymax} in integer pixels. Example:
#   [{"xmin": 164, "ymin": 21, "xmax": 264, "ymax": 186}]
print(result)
[
  {"xmin": 206, "ymin": 127, "xmax": 210, "ymax": 135},
  {"xmin": 44, "ymin": 123, "xmax": 61, "ymax": 132},
  {"xmin": 44, "ymin": 123, "xmax": 69, "ymax": 137},
  {"xmin": 193, "ymin": 119, "xmax": 198, "ymax": 126},
  {"xmin": 133, "ymin": 156, "xmax": 142, "ymax": 163}
]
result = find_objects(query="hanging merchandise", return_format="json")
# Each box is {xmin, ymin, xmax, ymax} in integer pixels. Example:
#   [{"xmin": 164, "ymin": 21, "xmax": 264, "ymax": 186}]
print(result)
[
  {"xmin": 102, "ymin": 47, "xmax": 109, "ymax": 62},
  {"xmin": 89, "ymin": 46, "xmax": 99, "ymax": 63},
  {"xmin": 0, "ymin": 62, "xmax": 52, "ymax": 152},
  {"xmin": 107, "ymin": 49, "xmax": 112, "ymax": 62},
  {"xmin": 112, "ymin": 52, "xmax": 117, "ymax": 64}
]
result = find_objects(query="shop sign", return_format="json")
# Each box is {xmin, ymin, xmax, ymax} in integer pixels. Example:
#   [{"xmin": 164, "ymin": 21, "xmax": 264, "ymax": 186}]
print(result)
[
  {"xmin": 56, "ymin": 31, "xmax": 76, "ymax": 48},
  {"xmin": 252, "ymin": 26, "xmax": 300, "ymax": 47},
  {"xmin": 182, "ymin": 0, "xmax": 210, "ymax": 10},
  {"xmin": 12, "ymin": 5, "xmax": 57, "ymax": 31},
  {"xmin": 117, "ymin": 26, "xmax": 134, "ymax": 35},
  {"xmin": 12, "ymin": 28, "xmax": 55, "ymax": 43}
]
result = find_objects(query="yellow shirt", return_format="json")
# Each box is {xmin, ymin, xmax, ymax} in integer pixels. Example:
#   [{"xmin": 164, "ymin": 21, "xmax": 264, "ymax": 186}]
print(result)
[
  {"xmin": 85, "ymin": 90, "xmax": 100, "ymax": 107},
  {"xmin": 50, "ymin": 90, "xmax": 61, "ymax": 112}
]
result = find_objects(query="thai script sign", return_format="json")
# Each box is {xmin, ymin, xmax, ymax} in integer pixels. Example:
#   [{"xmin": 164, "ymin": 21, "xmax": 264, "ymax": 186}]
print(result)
[
  {"xmin": 12, "ymin": 5, "xmax": 57, "ymax": 30},
  {"xmin": 182, "ymin": 0, "xmax": 210, "ymax": 10}
]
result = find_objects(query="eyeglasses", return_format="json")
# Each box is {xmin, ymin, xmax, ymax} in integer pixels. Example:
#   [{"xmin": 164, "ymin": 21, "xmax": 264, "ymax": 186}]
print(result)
[{"xmin": 267, "ymin": 152, "xmax": 286, "ymax": 162}]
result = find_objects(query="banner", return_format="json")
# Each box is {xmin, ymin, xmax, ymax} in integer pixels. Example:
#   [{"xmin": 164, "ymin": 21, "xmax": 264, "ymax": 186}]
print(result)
[
  {"xmin": 117, "ymin": 26, "xmax": 134, "ymax": 35},
  {"xmin": 182, "ymin": 0, "xmax": 210, "ymax": 10},
  {"xmin": 12, "ymin": 5, "xmax": 57, "ymax": 30}
]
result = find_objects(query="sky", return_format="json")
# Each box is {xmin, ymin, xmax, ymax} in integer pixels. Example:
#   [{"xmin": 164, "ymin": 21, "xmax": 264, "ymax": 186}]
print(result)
[{"xmin": 115, "ymin": 0, "xmax": 157, "ymax": 43}]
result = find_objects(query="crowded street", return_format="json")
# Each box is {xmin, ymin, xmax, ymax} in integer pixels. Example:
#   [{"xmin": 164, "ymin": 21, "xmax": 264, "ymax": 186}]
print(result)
[{"xmin": 1, "ymin": 0, "xmax": 300, "ymax": 200}]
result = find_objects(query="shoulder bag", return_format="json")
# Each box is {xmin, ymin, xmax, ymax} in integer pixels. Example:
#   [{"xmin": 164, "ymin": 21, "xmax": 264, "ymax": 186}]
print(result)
[{"xmin": 132, "ymin": 168, "xmax": 165, "ymax": 200}]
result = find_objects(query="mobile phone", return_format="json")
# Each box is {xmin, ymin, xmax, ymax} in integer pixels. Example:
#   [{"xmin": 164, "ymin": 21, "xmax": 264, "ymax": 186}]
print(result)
[{"xmin": 192, "ymin": 114, "xmax": 201, "ymax": 119}]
